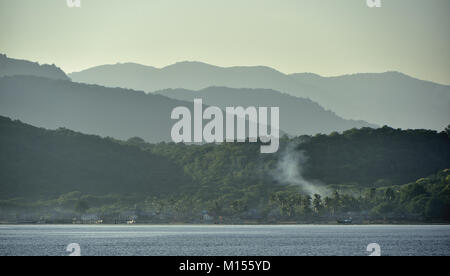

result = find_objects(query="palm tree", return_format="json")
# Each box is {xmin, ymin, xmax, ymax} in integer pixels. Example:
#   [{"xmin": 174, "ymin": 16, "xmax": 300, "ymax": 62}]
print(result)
[
  {"xmin": 313, "ymin": 194, "xmax": 323, "ymax": 214},
  {"xmin": 302, "ymin": 195, "xmax": 312, "ymax": 217},
  {"xmin": 384, "ymin": 188, "xmax": 395, "ymax": 201},
  {"xmin": 324, "ymin": 196, "xmax": 333, "ymax": 215}
]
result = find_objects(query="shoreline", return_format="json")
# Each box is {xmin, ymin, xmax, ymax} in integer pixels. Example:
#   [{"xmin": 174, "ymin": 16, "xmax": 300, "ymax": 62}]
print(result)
[{"xmin": 1, "ymin": 222, "xmax": 449, "ymax": 226}]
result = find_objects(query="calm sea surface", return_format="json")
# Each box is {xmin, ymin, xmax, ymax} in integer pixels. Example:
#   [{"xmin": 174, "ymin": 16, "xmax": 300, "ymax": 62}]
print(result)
[{"xmin": 0, "ymin": 225, "xmax": 448, "ymax": 256}]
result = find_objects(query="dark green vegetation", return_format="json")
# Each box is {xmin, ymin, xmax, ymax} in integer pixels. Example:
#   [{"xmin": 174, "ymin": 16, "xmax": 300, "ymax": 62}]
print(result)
[
  {"xmin": 298, "ymin": 127, "xmax": 450, "ymax": 187},
  {"xmin": 0, "ymin": 116, "xmax": 193, "ymax": 199},
  {"xmin": 0, "ymin": 116, "xmax": 449, "ymax": 223}
]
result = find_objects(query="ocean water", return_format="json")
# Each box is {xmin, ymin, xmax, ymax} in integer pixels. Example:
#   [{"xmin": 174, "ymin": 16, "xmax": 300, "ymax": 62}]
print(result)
[{"xmin": 0, "ymin": 224, "xmax": 448, "ymax": 256}]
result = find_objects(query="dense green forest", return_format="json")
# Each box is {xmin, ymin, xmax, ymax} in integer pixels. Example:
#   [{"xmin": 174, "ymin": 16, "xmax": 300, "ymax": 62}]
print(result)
[
  {"xmin": 297, "ymin": 127, "xmax": 450, "ymax": 186},
  {"xmin": 0, "ymin": 116, "xmax": 449, "ymax": 223},
  {"xmin": 0, "ymin": 116, "xmax": 194, "ymax": 199}
]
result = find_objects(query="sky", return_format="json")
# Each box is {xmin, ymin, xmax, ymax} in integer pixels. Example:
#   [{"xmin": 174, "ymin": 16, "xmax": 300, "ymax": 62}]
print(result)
[{"xmin": 0, "ymin": 0, "xmax": 449, "ymax": 84}]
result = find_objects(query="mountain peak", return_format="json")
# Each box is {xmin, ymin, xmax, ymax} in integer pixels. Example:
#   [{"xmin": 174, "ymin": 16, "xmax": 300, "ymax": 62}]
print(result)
[
  {"xmin": 162, "ymin": 61, "xmax": 219, "ymax": 71},
  {"xmin": 68, "ymin": 60, "xmax": 450, "ymax": 131},
  {"xmin": 0, "ymin": 53, "xmax": 70, "ymax": 81}
]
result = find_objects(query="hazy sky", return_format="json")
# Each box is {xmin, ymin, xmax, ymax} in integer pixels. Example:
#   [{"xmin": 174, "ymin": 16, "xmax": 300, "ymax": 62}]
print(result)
[{"xmin": 0, "ymin": 0, "xmax": 449, "ymax": 84}]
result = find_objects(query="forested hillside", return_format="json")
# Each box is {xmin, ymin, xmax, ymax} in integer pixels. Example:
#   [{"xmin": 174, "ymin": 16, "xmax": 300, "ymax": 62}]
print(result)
[
  {"xmin": 0, "ymin": 117, "xmax": 448, "ymax": 222},
  {"xmin": 0, "ymin": 116, "xmax": 193, "ymax": 199},
  {"xmin": 298, "ymin": 127, "xmax": 450, "ymax": 187}
]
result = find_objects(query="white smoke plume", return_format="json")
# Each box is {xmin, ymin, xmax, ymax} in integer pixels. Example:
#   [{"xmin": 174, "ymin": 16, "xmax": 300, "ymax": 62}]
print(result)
[{"xmin": 272, "ymin": 142, "xmax": 329, "ymax": 196}]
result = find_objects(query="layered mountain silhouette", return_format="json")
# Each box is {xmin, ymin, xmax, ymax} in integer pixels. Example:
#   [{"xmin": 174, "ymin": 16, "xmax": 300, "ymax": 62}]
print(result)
[
  {"xmin": 0, "ymin": 55, "xmax": 377, "ymax": 141},
  {"xmin": 290, "ymin": 72, "xmax": 450, "ymax": 131},
  {"xmin": 0, "ymin": 54, "xmax": 69, "ymax": 81},
  {"xmin": 0, "ymin": 75, "xmax": 368, "ymax": 142},
  {"xmin": 157, "ymin": 87, "xmax": 376, "ymax": 136},
  {"xmin": 0, "ymin": 75, "xmax": 192, "ymax": 143},
  {"xmin": 70, "ymin": 62, "xmax": 450, "ymax": 131}
]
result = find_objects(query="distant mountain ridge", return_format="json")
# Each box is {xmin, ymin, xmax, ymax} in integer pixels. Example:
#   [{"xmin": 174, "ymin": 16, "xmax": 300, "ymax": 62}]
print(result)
[
  {"xmin": 0, "ymin": 75, "xmax": 285, "ymax": 143},
  {"xmin": 0, "ymin": 55, "xmax": 377, "ymax": 140},
  {"xmin": 0, "ymin": 54, "xmax": 69, "ymax": 81},
  {"xmin": 157, "ymin": 86, "xmax": 376, "ymax": 136},
  {"xmin": 289, "ymin": 71, "xmax": 450, "ymax": 131},
  {"xmin": 0, "ymin": 75, "xmax": 191, "ymax": 143},
  {"xmin": 69, "ymin": 61, "xmax": 450, "ymax": 131},
  {"xmin": 69, "ymin": 61, "xmax": 295, "ymax": 93}
]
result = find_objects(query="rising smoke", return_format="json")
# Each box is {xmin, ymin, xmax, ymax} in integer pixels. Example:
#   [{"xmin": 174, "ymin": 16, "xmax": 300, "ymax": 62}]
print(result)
[{"xmin": 272, "ymin": 142, "xmax": 329, "ymax": 196}]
